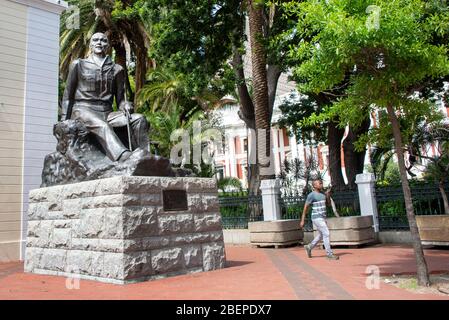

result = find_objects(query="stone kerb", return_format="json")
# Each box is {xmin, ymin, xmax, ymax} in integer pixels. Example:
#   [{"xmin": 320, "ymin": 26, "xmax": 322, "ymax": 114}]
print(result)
[{"xmin": 24, "ymin": 176, "xmax": 226, "ymax": 284}]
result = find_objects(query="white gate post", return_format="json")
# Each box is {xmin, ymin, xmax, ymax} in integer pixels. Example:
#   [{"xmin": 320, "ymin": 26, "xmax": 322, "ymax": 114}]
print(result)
[
  {"xmin": 260, "ymin": 179, "xmax": 282, "ymax": 221},
  {"xmin": 355, "ymin": 173, "xmax": 379, "ymax": 232}
]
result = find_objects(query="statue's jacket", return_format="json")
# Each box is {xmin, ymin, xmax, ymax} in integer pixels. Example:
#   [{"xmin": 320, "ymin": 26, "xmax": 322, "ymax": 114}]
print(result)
[{"xmin": 62, "ymin": 55, "xmax": 126, "ymax": 117}]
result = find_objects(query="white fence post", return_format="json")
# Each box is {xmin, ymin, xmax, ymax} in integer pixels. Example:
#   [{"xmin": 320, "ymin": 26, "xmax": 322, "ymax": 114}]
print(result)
[
  {"xmin": 260, "ymin": 179, "xmax": 282, "ymax": 221},
  {"xmin": 355, "ymin": 173, "xmax": 380, "ymax": 232}
]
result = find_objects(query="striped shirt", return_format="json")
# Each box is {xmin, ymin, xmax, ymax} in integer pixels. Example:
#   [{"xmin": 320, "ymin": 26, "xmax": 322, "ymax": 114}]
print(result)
[{"xmin": 305, "ymin": 191, "xmax": 327, "ymax": 220}]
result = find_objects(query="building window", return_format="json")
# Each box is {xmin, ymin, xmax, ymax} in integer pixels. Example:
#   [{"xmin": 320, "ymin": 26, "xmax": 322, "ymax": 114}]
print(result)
[
  {"xmin": 282, "ymin": 128, "xmax": 290, "ymax": 147},
  {"xmin": 243, "ymin": 138, "xmax": 248, "ymax": 152},
  {"xmin": 234, "ymin": 137, "xmax": 241, "ymax": 154},
  {"xmin": 219, "ymin": 136, "xmax": 226, "ymax": 154},
  {"xmin": 236, "ymin": 162, "xmax": 243, "ymax": 179}
]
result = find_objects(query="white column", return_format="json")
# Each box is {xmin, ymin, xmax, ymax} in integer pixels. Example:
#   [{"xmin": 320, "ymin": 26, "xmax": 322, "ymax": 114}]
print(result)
[
  {"xmin": 260, "ymin": 179, "xmax": 282, "ymax": 221},
  {"xmin": 355, "ymin": 173, "xmax": 379, "ymax": 232}
]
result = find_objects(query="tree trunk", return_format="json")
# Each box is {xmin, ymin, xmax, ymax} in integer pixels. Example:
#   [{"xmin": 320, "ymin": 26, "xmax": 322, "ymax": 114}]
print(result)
[
  {"xmin": 328, "ymin": 121, "xmax": 346, "ymax": 189},
  {"xmin": 439, "ymin": 179, "xmax": 449, "ymax": 215},
  {"xmin": 343, "ymin": 116, "xmax": 370, "ymax": 189},
  {"xmin": 113, "ymin": 42, "xmax": 134, "ymax": 102},
  {"xmin": 134, "ymin": 45, "xmax": 147, "ymax": 99},
  {"xmin": 248, "ymin": 0, "xmax": 275, "ymax": 181},
  {"xmin": 386, "ymin": 104, "xmax": 430, "ymax": 286}
]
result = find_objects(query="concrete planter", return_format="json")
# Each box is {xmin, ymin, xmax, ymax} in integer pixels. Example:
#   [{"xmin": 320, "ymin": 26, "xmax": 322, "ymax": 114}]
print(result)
[
  {"xmin": 248, "ymin": 219, "xmax": 303, "ymax": 248},
  {"xmin": 313, "ymin": 216, "xmax": 376, "ymax": 246},
  {"xmin": 416, "ymin": 215, "xmax": 449, "ymax": 246}
]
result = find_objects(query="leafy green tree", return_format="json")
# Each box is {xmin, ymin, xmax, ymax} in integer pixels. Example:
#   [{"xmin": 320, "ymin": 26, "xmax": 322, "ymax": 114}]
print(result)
[
  {"xmin": 282, "ymin": 0, "xmax": 449, "ymax": 286},
  {"xmin": 415, "ymin": 123, "xmax": 449, "ymax": 214}
]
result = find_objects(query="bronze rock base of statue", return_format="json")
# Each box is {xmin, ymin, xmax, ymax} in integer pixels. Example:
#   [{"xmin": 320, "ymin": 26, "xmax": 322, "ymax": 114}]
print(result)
[{"xmin": 41, "ymin": 120, "xmax": 192, "ymax": 187}]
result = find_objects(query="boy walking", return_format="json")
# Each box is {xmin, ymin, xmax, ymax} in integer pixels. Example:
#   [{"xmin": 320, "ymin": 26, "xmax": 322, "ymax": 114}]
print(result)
[{"xmin": 299, "ymin": 179, "xmax": 339, "ymax": 260}]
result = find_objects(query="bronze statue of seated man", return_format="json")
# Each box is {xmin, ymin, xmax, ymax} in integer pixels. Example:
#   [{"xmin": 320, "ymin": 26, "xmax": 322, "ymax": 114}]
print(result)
[{"xmin": 61, "ymin": 32, "xmax": 148, "ymax": 162}]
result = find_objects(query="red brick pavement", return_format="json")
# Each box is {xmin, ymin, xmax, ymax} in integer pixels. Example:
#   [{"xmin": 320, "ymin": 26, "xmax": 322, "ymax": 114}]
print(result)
[{"xmin": 0, "ymin": 244, "xmax": 448, "ymax": 300}]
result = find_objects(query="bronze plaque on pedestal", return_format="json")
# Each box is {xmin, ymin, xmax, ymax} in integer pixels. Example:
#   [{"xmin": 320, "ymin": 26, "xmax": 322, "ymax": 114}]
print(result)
[{"xmin": 163, "ymin": 190, "xmax": 188, "ymax": 211}]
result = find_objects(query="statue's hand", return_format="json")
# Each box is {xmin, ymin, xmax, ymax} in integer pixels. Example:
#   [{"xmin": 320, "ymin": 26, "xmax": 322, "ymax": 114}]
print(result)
[{"xmin": 121, "ymin": 101, "xmax": 134, "ymax": 114}]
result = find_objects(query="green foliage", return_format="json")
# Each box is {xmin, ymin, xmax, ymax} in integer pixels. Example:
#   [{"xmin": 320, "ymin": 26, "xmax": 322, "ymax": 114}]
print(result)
[
  {"xmin": 280, "ymin": 0, "xmax": 449, "ymax": 146},
  {"xmin": 278, "ymin": 157, "xmax": 324, "ymax": 196},
  {"xmin": 217, "ymin": 177, "xmax": 243, "ymax": 193},
  {"xmin": 276, "ymin": 93, "xmax": 327, "ymax": 144},
  {"xmin": 142, "ymin": 0, "xmax": 241, "ymax": 99}
]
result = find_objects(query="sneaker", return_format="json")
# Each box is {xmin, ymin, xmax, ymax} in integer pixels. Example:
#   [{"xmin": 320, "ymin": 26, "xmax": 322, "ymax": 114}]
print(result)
[
  {"xmin": 305, "ymin": 245, "xmax": 312, "ymax": 258},
  {"xmin": 327, "ymin": 254, "xmax": 339, "ymax": 260}
]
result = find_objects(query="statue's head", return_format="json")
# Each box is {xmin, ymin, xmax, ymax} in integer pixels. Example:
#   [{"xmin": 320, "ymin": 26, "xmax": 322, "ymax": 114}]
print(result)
[{"xmin": 89, "ymin": 32, "xmax": 109, "ymax": 56}]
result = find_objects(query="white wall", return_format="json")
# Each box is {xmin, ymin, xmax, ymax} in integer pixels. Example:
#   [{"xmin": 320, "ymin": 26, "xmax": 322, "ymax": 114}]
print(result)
[
  {"xmin": 0, "ymin": 0, "xmax": 28, "ymax": 262},
  {"xmin": 21, "ymin": 5, "xmax": 60, "ymax": 258}
]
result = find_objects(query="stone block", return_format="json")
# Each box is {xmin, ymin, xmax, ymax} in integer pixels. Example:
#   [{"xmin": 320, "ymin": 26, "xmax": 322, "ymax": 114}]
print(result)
[
  {"xmin": 64, "ymin": 180, "xmax": 100, "ymax": 199},
  {"xmin": 52, "ymin": 228, "xmax": 72, "ymax": 249},
  {"xmin": 184, "ymin": 178, "xmax": 217, "ymax": 192},
  {"xmin": 122, "ymin": 193, "xmax": 162, "ymax": 207},
  {"xmin": 123, "ymin": 252, "xmax": 153, "ymax": 279},
  {"xmin": 26, "ymin": 220, "xmax": 53, "ymax": 247},
  {"xmin": 202, "ymin": 242, "xmax": 226, "ymax": 271},
  {"xmin": 40, "ymin": 249, "xmax": 67, "ymax": 272},
  {"xmin": 97, "ymin": 239, "xmax": 141, "ymax": 253},
  {"xmin": 28, "ymin": 202, "xmax": 50, "ymax": 220},
  {"xmin": 316, "ymin": 227, "xmax": 375, "ymax": 242},
  {"xmin": 66, "ymin": 250, "xmax": 104, "ymax": 276},
  {"xmin": 122, "ymin": 207, "xmax": 158, "ymax": 238},
  {"xmin": 78, "ymin": 209, "xmax": 105, "ymax": 238},
  {"xmin": 182, "ymin": 245, "xmax": 202, "ymax": 268},
  {"xmin": 121, "ymin": 176, "xmax": 161, "ymax": 193},
  {"xmin": 102, "ymin": 253, "xmax": 124, "ymax": 279},
  {"xmin": 71, "ymin": 238, "xmax": 100, "ymax": 251},
  {"xmin": 151, "ymin": 248, "xmax": 185, "ymax": 274},
  {"xmin": 82, "ymin": 194, "xmax": 124, "ymax": 209},
  {"xmin": 158, "ymin": 214, "xmax": 194, "ymax": 235},
  {"xmin": 417, "ymin": 215, "xmax": 449, "ymax": 244},
  {"xmin": 24, "ymin": 247, "xmax": 44, "ymax": 272},
  {"xmin": 250, "ymin": 230, "xmax": 303, "ymax": 243},
  {"xmin": 170, "ymin": 231, "xmax": 223, "ymax": 246},
  {"xmin": 141, "ymin": 236, "xmax": 171, "ymax": 250},
  {"xmin": 62, "ymin": 198, "xmax": 83, "ymax": 219},
  {"xmin": 194, "ymin": 213, "xmax": 222, "ymax": 232},
  {"xmin": 29, "ymin": 188, "xmax": 49, "ymax": 203},
  {"xmin": 248, "ymin": 219, "xmax": 300, "ymax": 232},
  {"xmin": 326, "ymin": 216, "xmax": 374, "ymax": 230}
]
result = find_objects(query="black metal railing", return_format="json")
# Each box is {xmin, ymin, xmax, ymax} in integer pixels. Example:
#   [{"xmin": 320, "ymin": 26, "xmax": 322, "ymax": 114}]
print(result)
[
  {"xmin": 278, "ymin": 189, "xmax": 360, "ymax": 231},
  {"xmin": 217, "ymin": 183, "xmax": 448, "ymax": 231},
  {"xmin": 376, "ymin": 183, "xmax": 449, "ymax": 231},
  {"xmin": 218, "ymin": 191, "xmax": 263, "ymax": 229}
]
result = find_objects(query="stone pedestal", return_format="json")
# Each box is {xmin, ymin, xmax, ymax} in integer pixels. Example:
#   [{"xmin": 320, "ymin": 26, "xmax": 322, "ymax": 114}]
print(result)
[
  {"xmin": 248, "ymin": 219, "xmax": 303, "ymax": 248},
  {"xmin": 417, "ymin": 215, "xmax": 449, "ymax": 246},
  {"xmin": 355, "ymin": 173, "xmax": 380, "ymax": 232},
  {"xmin": 260, "ymin": 179, "xmax": 282, "ymax": 221},
  {"xmin": 313, "ymin": 216, "xmax": 376, "ymax": 246},
  {"xmin": 24, "ymin": 176, "xmax": 226, "ymax": 284}
]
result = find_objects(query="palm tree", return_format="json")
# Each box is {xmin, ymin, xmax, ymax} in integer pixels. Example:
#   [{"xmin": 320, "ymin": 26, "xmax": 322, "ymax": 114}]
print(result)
[
  {"xmin": 137, "ymin": 68, "xmax": 186, "ymax": 113},
  {"xmin": 247, "ymin": 0, "xmax": 275, "ymax": 186}
]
